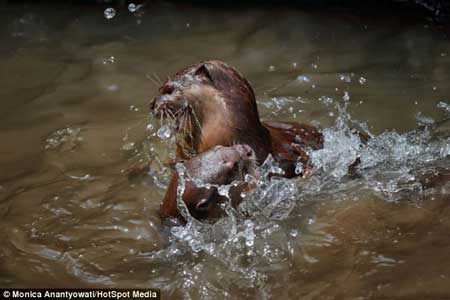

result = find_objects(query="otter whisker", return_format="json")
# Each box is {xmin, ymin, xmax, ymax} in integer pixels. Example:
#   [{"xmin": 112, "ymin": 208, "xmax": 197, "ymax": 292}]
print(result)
[
  {"xmin": 146, "ymin": 74, "xmax": 160, "ymax": 87},
  {"xmin": 153, "ymin": 72, "xmax": 162, "ymax": 85},
  {"xmin": 166, "ymin": 109, "xmax": 177, "ymax": 126},
  {"xmin": 191, "ymin": 109, "xmax": 204, "ymax": 138},
  {"xmin": 159, "ymin": 111, "xmax": 164, "ymax": 127},
  {"xmin": 182, "ymin": 110, "xmax": 188, "ymax": 137}
]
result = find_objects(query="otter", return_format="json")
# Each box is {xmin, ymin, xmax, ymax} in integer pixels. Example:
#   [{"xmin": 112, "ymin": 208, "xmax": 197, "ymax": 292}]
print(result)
[
  {"xmin": 150, "ymin": 60, "xmax": 323, "ymax": 178},
  {"xmin": 160, "ymin": 144, "xmax": 256, "ymax": 222}
]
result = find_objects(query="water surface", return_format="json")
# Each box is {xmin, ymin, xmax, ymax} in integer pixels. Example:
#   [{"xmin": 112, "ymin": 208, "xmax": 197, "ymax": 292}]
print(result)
[{"xmin": 0, "ymin": 2, "xmax": 449, "ymax": 299}]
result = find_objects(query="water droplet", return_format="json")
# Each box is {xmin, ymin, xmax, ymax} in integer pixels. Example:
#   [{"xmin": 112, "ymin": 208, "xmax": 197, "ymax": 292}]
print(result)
[
  {"xmin": 129, "ymin": 105, "xmax": 139, "ymax": 112},
  {"xmin": 186, "ymin": 23, "xmax": 190, "ymax": 28},
  {"xmin": 104, "ymin": 8, "xmax": 116, "ymax": 20},
  {"xmin": 128, "ymin": 3, "xmax": 137, "ymax": 12},
  {"xmin": 292, "ymin": 62, "xmax": 298, "ymax": 68},
  {"xmin": 294, "ymin": 162, "xmax": 303, "ymax": 175},
  {"xmin": 359, "ymin": 77, "xmax": 367, "ymax": 85},
  {"xmin": 311, "ymin": 63, "xmax": 318, "ymax": 69},
  {"xmin": 296, "ymin": 75, "xmax": 310, "ymax": 83},
  {"xmin": 268, "ymin": 65, "xmax": 276, "ymax": 72},
  {"xmin": 121, "ymin": 142, "xmax": 136, "ymax": 151},
  {"xmin": 146, "ymin": 124, "xmax": 153, "ymax": 132},
  {"xmin": 157, "ymin": 125, "xmax": 172, "ymax": 139},
  {"xmin": 343, "ymin": 91, "xmax": 350, "ymax": 102},
  {"xmin": 218, "ymin": 185, "xmax": 230, "ymax": 197},
  {"xmin": 102, "ymin": 56, "xmax": 115, "ymax": 64},
  {"xmin": 106, "ymin": 84, "xmax": 119, "ymax": 91},
  {"xmin": 290, "ymin": 229, "xmax": 298, "ymax": 237}
]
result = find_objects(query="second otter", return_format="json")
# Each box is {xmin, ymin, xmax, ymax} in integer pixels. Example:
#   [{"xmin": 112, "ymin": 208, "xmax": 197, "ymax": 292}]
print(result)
[{"xmin": 160, "ymin": 144, "xmax": 256, "ymax": 223}]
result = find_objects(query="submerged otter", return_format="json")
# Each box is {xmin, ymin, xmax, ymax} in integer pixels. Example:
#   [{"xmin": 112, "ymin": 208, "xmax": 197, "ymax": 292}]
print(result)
[
  {"xmin": 150, "ymin": 60, "xmax": 323, "ymax": 178},
  {"xmin": 160, "ymin": 144, "xmax": 256, "ymax": 222}
]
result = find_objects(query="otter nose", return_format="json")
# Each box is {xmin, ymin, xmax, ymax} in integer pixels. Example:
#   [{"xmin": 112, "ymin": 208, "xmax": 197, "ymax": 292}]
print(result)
[{"xmin": 235, "ymin": 144, "xmax": 255, "ymax": 159}]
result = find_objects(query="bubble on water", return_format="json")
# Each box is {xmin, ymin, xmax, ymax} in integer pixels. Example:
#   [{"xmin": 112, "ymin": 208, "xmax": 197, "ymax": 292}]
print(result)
[
  {"xmin": 311, "ymin": 63, "xmax": 318, "ymax": 69},
  {"xmin": 296, "ymin": 75, "xmax": 310, "ymax": 83},
  {"xmin": 268, "ymin": 65, "xmax": 276, "ymax": 72},
  {"xmin": 157, "ymin": 125, "xmax": 172, "ymax": 140},
  {"xmin": 104, "ymin": 8, "xmax": 116, "ymax": 19},
  {"xmin": 359, "ymin": 77, "xmax": 367, "ymax": 85},
  {"xmin": 146, "ymin": 124, "xmax": 154, "ymax": 133},
  {"xmin": 291, "ymin": 62, "xmax": 298, "ymax": 68}
]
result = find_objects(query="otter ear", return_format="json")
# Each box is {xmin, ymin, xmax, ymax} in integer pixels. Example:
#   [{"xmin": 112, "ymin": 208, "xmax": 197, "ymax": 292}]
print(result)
[{"xmin": 194, "ymin": 64, "xmax": 215, "ymax": 84}]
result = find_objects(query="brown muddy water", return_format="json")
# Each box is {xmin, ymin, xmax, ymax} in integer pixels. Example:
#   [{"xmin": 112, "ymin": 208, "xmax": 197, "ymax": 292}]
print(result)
[{"xmin": 0, "ymin": 2, "xmax": 450, "ymax": 299}]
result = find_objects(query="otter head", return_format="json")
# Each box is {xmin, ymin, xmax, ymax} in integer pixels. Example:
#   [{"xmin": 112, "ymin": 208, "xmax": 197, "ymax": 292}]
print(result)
[
  {"xmin": 149, "ymin": 61, "xmax": 264, "ymax": 155},
  {"xmin": 183, "ymin": 144, "xmax": 257, "ymax": 219}
]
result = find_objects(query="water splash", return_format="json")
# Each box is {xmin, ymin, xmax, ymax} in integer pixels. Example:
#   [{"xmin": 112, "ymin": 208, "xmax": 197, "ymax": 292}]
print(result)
[
  {"xmin": 437, "ymin": 101, "xmax": 450, "ymax": 116},
  {"xmin": 147, "ymin": 97, "xmax": 450, "ymax": 298},
  {"xmin": 45, "ymin": 127, "xmax": 83, "ymax": 151}
]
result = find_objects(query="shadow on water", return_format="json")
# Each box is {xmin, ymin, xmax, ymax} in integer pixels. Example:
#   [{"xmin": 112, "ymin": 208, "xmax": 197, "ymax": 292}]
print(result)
[{"xmin": 0, "ymin": 1, "xmax": 449, "ymax": 299}]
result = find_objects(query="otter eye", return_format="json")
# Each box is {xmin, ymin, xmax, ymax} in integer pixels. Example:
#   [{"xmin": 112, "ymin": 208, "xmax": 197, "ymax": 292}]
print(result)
[{"xmin": 162, "ymin": 85, "xmax": 175, "ymax": 94}]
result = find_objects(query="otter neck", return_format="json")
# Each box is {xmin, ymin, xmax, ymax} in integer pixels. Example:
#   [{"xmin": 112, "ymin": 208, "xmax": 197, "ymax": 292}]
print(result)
[{"xmin": 190, "ymin": 100, "xmax": 271, "ymax": 164}]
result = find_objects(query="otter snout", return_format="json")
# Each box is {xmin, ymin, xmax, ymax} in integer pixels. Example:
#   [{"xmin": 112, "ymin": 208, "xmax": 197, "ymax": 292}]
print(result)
[{"xmin": 150, "ymin": 95, "xmax": 169, "ymax": 117}]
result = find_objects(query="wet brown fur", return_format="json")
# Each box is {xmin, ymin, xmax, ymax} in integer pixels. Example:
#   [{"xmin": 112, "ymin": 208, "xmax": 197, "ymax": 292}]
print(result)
[
  {"xmin": 150, "ymin": 60, "xmax": 324, "ymax": 179},
  {"xmin": 159, "ymin": 144, "xmax": 256, "ymax": 223}
]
